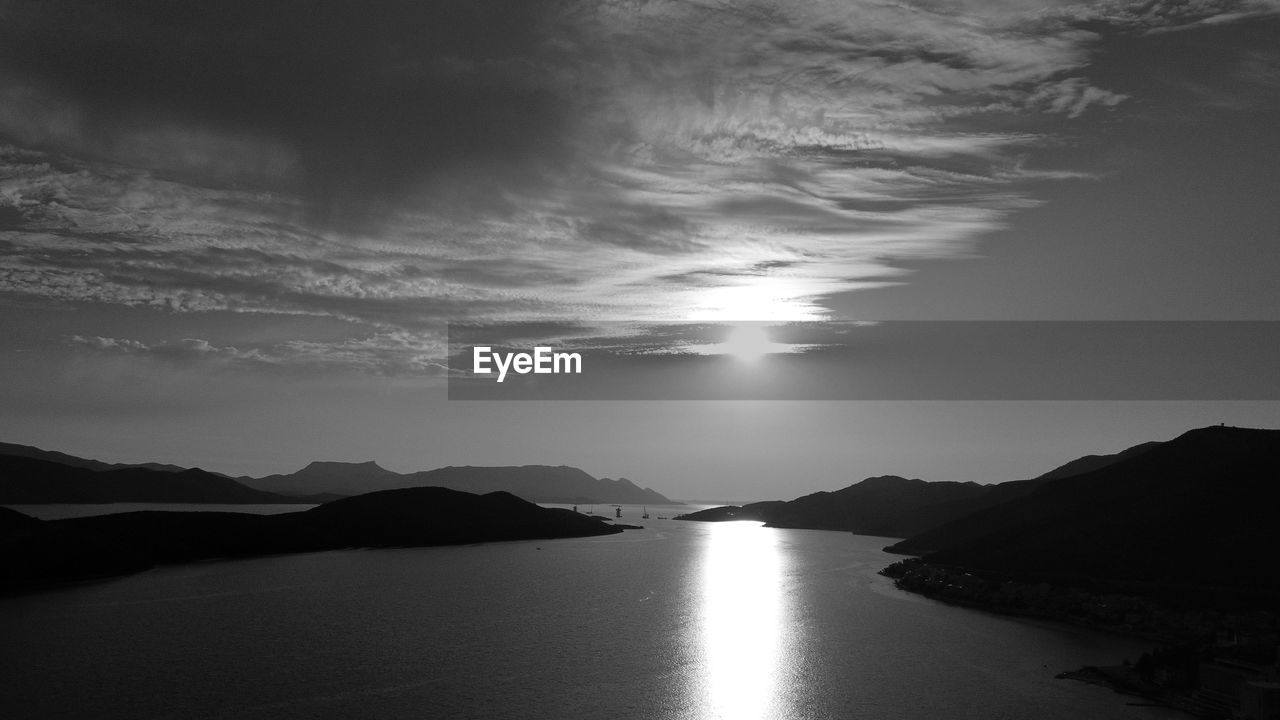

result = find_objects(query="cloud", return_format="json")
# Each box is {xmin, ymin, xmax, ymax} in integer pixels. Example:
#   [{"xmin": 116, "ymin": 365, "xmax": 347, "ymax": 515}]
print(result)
[
  {"xmin": 1027, "ymin": 77, "xmax": 1129, "ymax": 117},
  {"xmin": 68, "ymin": 332, "xmax": 450, "ymax": 375},
  {"xmin": 1, "ymin": 0, "xmax": 1271, "ymax": 371},
  {"xmin": 0, "ymin": 0, "xmax": 572, "ymax": 224},
  {"xmin": 69, "ymin": 335, "xmax": 265, "ymax": 364},
  {"xmin": 1034, "ymin": 0, "xmax": 1280, "ymax": 32}
]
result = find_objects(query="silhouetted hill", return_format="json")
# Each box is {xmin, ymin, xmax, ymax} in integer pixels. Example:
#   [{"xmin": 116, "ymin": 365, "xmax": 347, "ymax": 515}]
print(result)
[
  {"xmin": 0, "ymin": 441, "xmax": 677, "ymax": 505},
  {"xmin": 674, "ymin": 501, "xmax": 785, "ymax": 522},
  {"xmin": 248, "ymin": 460, "xmax": 402, "ymax": 496},
  {"xmin": 763, "ymin": 476, "xmax": 993, "ymax": 537},
  {"xmin": 677, "ymin": 440, "xmax": 1171, "ymax": 538},
  {"xmin": 883, "ymin": 440, "xmax": 1168, "ymax": 539},
  {"xmin": 1030, "ymin": 440, "xmax": 1161, "ymax": 481},
  {"xmin": 0, "ymin": 442, "xmax": 205, "ymax": 474},
  {"xmin": 0, "ymin": 507, "xmax": 151, "ymax": 591},
  {"xmin": 0, "ymin": 455, "xmax": 330, "ymax": 504},
  {"xmin": 2, "ymin": 488, "xmax": 622, "ymax": 592},
  {"xmin": 885, "ymin": 426, "xmax": 1280, "ymax": 595},
  {"xmin": 407, "ymin": 466, "xmax": 674, "ymax": 505},
  {"xmin": 674, "ymin": 475, "xmax": 992, "ymax": 537},
  {"xmin": 246, "ymin": 461, "xmax": 676, "ymax": 505},
  {"xmin": 308, "ymin": 487, "xmax": 622, "ymax": 545},
  {"xmin": 0, "ymin": 505, "xmax": 43, "ymax": 534}
]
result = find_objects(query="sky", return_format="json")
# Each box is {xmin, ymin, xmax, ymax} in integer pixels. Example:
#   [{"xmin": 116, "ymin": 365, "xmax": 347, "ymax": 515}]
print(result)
[{"xmin": 1, "ymin": 0, "xmax": 1278, "ymax": 501}]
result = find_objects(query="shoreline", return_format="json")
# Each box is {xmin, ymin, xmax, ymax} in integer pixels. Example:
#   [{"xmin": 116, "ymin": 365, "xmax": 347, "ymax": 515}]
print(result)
[{"xmin": 880, "ymin": 559, "xmax": 1277, "ymax": 719}]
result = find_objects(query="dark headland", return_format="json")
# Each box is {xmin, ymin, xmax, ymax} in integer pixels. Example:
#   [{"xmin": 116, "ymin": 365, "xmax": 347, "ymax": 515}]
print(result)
[
  {"xmin": 675, "ymin": 439, "xmax": 1162, "ymax": 537},
  {"xmin": 0, "ymin": 487, "xmax": 622, "ymax": 593},
  {"xmin": 683, "ymin": 425, "xmax": 1280, "ymax": 716},
  {"xmin": 679, "ymin": 425, "xmax": 1280, "ymax": 611}
]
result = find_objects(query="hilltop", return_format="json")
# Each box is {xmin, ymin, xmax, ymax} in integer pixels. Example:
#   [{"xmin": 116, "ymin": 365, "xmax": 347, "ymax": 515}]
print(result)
[
  {"xmin": 0, "ymin": 442, "xmax": 675, "ymax": 506},
  {"xmin": 1, "ymin": 487, "xmax": 622, "ymax": 592},
  {"xmin": 246, "ymin": 461, "xmax": 676, "ymax": 505}
]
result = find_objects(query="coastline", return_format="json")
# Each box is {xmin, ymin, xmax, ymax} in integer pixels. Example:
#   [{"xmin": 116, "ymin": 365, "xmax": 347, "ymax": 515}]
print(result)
[{"xmin": 880, "ymin": 558, "xmax": 1278, "ymax": 719}]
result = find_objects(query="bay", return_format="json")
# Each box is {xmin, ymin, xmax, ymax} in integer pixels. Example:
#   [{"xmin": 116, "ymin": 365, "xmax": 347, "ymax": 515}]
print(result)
[{"xmin": 0, "ymin": 516, "xmax": 1182, "ymax": 719}]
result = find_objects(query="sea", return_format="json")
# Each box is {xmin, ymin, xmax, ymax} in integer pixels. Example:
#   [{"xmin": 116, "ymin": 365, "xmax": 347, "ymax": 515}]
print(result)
[{"xmin": 0, "ymin": 503, "xmax": 1186, "ymax": 719}]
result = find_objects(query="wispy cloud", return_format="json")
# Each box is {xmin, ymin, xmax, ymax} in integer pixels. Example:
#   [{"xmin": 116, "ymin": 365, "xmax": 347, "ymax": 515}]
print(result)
[
  {"xmin": 68, "ymin": 332, "xmax": 450, "ymax": 375},
  {"xmin": 0, "ymin": 0, "xmax": 1269, "ymax": 371}
]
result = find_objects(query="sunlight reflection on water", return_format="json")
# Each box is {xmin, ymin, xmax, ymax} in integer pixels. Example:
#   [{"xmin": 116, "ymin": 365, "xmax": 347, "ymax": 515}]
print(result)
[{"xmin": 700, "ymin": 521, "xmax": 786, "ymax": 720}]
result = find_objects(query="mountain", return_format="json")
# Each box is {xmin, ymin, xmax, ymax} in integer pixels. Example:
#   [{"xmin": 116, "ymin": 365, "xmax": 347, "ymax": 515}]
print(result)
[
  {"xmin": 0, "ymin": 442, "xmax": 203, "ymax": 474},
  {"xmin": 674, "ymin": 501, "xmax": 785, "ymax": 522},
  {"xmin": 879, "ymin": 439, "xmax": 1168, "ymax": 536},
  {"xmin": 0, "ymin": 455, "xmax": 331, "ymax": 504},
  {"xmin": 0, "ymin": 441, "xmax": 678, "ymax": 505},
  {"xmin": 1029, "ymin": 440, "xmax": 1161, "ymax": 481},
  {"xmin": 306, "ymin": 487, "xmax": 621, "ymax": 546},
  {"xmin": 884, "ymin": 426, "xmax": 1280, "ymax": 595},
  {"xmin": 404, "ymin": 466, "xmax": 674, "ymax": 505},
  {"xmin": 677, "ymin": 439, "xmax": 1165, "ymax": 539},
  {"xmin": 0, "ymin": 505, "xmax": 151, "ymax": 589},
  {"xmin": 676, "ymin": 476, "xmax": 998, "ymax": 537},
  {"xmin": 245, "ymin": 461, "xmax": 676, "ymax": 505},
  {"xmin": 885, "ymin": 438, "xmax": 1162, "ymax": 555},
  {"xmin": 248, "ymin": 460, "xmax": 402, "ymax": 496},
  {"xmin": 1, "ymin": 488, "xmax": 622, "ymax": 591},
  {"xmin": 763, "ymin": 476, "xmax": 993, "ymax": 537}
]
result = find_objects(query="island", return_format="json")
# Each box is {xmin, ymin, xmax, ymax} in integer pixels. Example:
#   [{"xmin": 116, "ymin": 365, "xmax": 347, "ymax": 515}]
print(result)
[{"xmin": 0, "ymin": 487, "xmax": 624, "ymax": 593}]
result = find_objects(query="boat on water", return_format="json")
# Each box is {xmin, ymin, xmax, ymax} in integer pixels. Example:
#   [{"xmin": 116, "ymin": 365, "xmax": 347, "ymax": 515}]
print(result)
[{"xmin": 641, "ymin": 506, "xmax": 650, "ymax": 519}]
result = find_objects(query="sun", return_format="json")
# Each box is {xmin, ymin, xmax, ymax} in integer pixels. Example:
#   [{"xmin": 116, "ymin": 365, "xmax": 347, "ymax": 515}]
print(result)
[
  {"xmin": 722, "ymin": 324, "xmax": 774, "ymax": 363},
  {"xmin": 685, "ymin": 323, "xmax": 802, "ymax": 361}
]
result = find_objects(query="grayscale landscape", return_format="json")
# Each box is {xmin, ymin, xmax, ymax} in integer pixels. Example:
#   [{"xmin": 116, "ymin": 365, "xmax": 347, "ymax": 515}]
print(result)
[{"xmin": 2, "ymin": 1, "xmax": 1278, "ymax": 718}]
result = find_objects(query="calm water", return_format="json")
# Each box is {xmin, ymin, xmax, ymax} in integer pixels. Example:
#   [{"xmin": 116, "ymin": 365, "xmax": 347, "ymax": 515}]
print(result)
[{"xmin": 0, "ymin": 515, "xmax": 1183, "ymax": 720}]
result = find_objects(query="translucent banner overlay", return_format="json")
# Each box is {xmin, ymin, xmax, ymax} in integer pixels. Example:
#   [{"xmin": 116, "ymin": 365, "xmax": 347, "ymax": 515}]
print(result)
[{"xmin": 447, "ymin": 321, "xmax": 1280, "ymax": 400}]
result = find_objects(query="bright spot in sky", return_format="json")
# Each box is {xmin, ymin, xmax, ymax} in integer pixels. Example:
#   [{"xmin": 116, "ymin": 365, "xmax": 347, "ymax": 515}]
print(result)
[
  {"xmin": 687, "ymin": 323, "xmax": 803, "ymax": 361},
  {"xmin": 686, "ymin": 281, "xmax": 827, "ymax": 323},
  {"xmin": 724, "ymin": 324, "xmax": 773, "ymax": 363}
]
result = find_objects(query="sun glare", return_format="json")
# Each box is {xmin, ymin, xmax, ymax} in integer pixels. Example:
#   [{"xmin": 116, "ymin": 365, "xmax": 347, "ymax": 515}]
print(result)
[
  {"xmin": 724, "ymin": 324, "xmax": 773, "ymax": 363},
  {"xmin": 700, "ymin": 521, "xmax": 786, "ymax": 720},
  {"xmin": 685, "ymin": 323, "xmax": 804, "ymax": 361},
  {"xmin": 686, "ymin": 282, "xmax": 826, "ymax": 323}
]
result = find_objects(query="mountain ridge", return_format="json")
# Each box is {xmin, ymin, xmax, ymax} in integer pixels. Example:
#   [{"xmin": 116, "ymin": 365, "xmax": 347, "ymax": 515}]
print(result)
[
  {"xmin": 884, "ymin": 425, "xmax": 1280, "ymax": 597},
  {"xmin": 246, "ymin": 461, "xmax": 677, "ymax": 505},
  {"xmin": 0, "ymin": 455, "xmax": 334, "ymax": 505},
  {"xmin": 0, "ymin": 441, "xmax": 677, "ymax": 506},
  {"xmin": 0, "ymin": 441, "xmax": 196, "ymax": 475},
  {"xmin": 676, "ymin": 436, "xmax": 1178, "ymax": 539}
]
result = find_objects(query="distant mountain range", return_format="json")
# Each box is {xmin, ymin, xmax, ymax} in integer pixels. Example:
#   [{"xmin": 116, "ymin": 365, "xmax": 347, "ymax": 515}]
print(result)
[
  {"xmin": 0, "ymin": 442, "xmax": 675, "ymax": 506},
  {"xmin": 244, "ymin": 461, "xmax": 675, "ymax": 505},
  {"xmin": 0, "ymin": 441, "xmax": 193, "ymax": 474},
  {"xmin": 6, "ymin": 425, "xmax": 1277, "ymax": 603},
  {"xmin": 0, "ymin": 488, "xmax": 622, "ymax": 591},
  {"xmin": 0, "ymin": 454, "xmax": 337, "ymax": 505}
]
